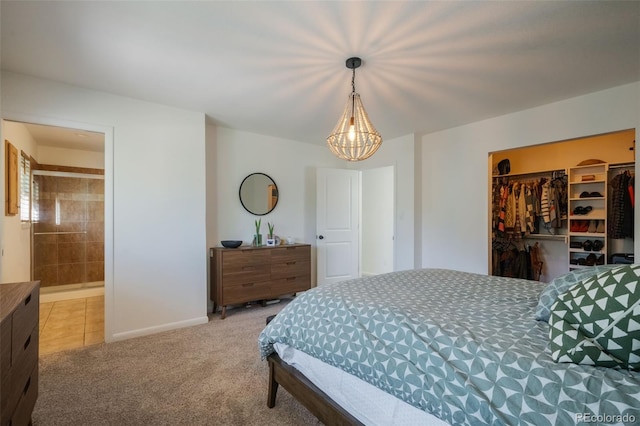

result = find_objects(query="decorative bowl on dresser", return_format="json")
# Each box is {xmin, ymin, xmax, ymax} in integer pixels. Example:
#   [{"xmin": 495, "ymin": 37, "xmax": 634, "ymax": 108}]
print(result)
[
  {"xmin": 220, "ymin": 240, "xmax": 243, "ymax": 249},
  {"xmin": 0, "ymin": 281, "xmax": 40, "ymax": 426},
  {"xmin": 210, "ymin": 244, "xmax": 311, "ymax": 319}
]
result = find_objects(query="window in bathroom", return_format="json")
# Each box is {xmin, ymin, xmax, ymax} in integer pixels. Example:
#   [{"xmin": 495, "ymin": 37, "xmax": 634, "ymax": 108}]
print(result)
[{"xmin": 19, "ymin": 151, "xmax": 31, "ymax": 222}]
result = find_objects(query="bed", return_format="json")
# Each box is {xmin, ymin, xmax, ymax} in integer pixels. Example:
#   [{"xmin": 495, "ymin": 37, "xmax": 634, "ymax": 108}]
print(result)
[{"xmin": 258, "ymin": 268, "xmax": 640, "ymax": 425}]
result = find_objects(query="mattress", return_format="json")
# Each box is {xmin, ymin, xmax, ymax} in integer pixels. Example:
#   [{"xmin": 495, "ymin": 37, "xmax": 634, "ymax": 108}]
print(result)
[{"xmin": 274, "ymin": 342, "xmax": 448, "ymax": 426}]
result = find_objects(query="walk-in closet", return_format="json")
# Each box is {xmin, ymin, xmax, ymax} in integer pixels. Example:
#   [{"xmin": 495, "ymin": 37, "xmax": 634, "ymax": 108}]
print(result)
[{"xmin": 489, "ymin": 129, "xmax": 635, "ymax": 282}]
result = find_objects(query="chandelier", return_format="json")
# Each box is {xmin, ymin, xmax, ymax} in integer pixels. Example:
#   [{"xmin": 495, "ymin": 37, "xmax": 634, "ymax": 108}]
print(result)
[{"xmin": 327, "ymin": 57, "xmax": 382, "ymax": 161}]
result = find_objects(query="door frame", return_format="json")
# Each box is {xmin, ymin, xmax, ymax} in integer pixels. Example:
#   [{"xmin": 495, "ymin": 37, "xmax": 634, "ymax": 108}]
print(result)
[
  {"xmin": 316, "ymin": 166, "xmax": 396, "ymax": 286},
  {"xmin": 361, "ymin": 165, "xmax": 396, "ymax": 276},
  {"xmin": 1, "ymin": 111, "xmax": 114, "ymax": 341}
]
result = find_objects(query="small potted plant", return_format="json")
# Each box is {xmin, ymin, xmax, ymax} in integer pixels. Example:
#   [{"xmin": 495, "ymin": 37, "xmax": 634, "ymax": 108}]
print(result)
[
  {"xmin": 266, "ymin": 222, "xmax": 276, "ymax": 246},
  {"xmin": 253, "ymin": 219, "xmax": 262, "ymax": 246}
]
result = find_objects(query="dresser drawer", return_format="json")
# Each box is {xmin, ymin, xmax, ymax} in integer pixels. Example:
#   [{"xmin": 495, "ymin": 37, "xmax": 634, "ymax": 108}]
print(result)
[
  {"xmin": 222, "ymin": 264, "xmax": 271, "ymax": 287},
  {"xmin": 224, "ymin": 282, "xmax": 272, "ymax": 305},
  {"xmin": 11, "ymin": 288, "xmax": 38, "ymax": 362},
  {"xmin": 271, "ymin": 276, "xmax": 311, "ymax": 295},
  {"xmin": 2, "ymin": 325, "xmax": 38, "ymax": 424},
  {"xmin": 0, "ymin": 316, "xmax": 12, "ymax": 382},
  {"xmin": 222, "ymin": 250, "xmax": 271, "ymax": 268},
  {"xmin": 271, "ymin": 246, "xmax": 310, "ymax": 263},
  {"xmin": 8, "ymin": 365, "xmax": 37, "ymax": 426},
  {"xmin": 271, "ymin": 260, "xmax": 310, "ymax": 280}
]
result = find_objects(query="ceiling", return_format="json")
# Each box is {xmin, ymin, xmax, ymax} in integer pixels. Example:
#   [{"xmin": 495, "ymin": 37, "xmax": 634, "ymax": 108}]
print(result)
[
  {"xmin": 1, "ymin": 1, "xmax": 639, "ymax": 149},
  {"xmin": 13, "ymin": 122, "xmax": 105, "ymax": 152}
]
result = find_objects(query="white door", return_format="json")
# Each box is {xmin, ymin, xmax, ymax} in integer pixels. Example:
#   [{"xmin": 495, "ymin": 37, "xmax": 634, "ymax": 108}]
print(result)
[{"xmin": 316, "ymin": 168, "xmax": 360, "ymax": 286}]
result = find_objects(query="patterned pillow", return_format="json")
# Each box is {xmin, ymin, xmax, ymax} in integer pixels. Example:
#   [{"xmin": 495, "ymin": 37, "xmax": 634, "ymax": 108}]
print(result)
[
  {"xmin": 535, "ymin": 265, "xmax": 619, "ymax": 322},
  {"xmin": 548, "ymin": 264, "xmax": 640, "ymax": 369}
]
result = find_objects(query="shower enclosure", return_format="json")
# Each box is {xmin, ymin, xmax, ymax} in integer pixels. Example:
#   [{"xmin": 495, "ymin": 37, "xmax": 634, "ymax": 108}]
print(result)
[{"xmin": 31, "ymin": 171, "xmax": 104, "ymax": 289}]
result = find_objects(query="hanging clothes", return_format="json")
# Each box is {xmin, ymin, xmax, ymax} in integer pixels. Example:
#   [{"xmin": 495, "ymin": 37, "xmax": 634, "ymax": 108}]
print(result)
[
  {"xmin": 541, "ymin": 182, "xmax": 551, "ymax": 225},
  {"xmin": 609, "ymin": 170, "xmax": 634, "ymax": 239},
  {"xmin": 497, "ymin": 184, "xmax": 508, "ymax": 234}
]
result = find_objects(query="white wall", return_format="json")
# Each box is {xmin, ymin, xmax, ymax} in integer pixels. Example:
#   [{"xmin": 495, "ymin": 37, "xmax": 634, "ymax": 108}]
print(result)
[
  {"xmin": 38, "ymin": 145, "xmax": 105, "ymax": 169},
  {"xmin": 0, "ymin": 121, "xmax": 38, "ymax": 282},
  {"xmin": 349, "ymin": 134, "xmax": 417, "ymax": 272},
  {"xmin": 421, "ymin": 82, "xmax": 640, "ymax": 276},
  {"xmin": 1, "ymin": 71, "xmax": 208, "ymax": 341},
  {"xmin": 213, "ymin": 127, "xmax": 342, "ymax": 288}
]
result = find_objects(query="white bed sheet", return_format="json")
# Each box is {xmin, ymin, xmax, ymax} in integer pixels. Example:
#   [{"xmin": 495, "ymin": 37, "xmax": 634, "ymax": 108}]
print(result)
[{"xmin": 274, "ymin": 343, "xmax": 449, "ymax": 426}]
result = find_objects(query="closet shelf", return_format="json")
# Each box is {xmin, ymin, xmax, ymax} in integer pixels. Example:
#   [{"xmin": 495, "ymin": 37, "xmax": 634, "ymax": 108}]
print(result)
[
  {"xmin": 569, "ymin": 197, "xmax": 604, "ymax": 201},
  {"xmin": 492, "ymin": 168, "xmax": 566, "ymax": 179},
  {"xmin": 569, "ymin": 179, "xmax": 605, "ymax": 185},
  {"xmin": 523, "ymin": 234, "xmax": 566, "ymax": 241}
]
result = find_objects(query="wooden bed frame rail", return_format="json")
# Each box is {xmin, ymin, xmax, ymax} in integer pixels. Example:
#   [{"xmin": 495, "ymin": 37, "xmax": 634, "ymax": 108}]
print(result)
[{"xmin": 267, "ymin": 353, "xmax": 364, "ymax": 426}]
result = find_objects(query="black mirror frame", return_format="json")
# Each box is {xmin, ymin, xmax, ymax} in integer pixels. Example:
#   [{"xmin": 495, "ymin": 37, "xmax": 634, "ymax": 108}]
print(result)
[{"xmin": 239, "ymin": 172, "xmax": 279, "ymax": 216}]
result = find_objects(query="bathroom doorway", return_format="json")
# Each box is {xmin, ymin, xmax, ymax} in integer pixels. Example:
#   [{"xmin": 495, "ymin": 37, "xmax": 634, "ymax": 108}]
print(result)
[{"xmin": 2, "ymin": 119, "xmax": 106, "ymax": 353}]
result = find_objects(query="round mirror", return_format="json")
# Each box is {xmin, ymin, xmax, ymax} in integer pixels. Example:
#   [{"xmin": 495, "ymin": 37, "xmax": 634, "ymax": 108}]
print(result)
[{"xmin": 239, "ymin": 173, "xmax": 279, "ymax": 216}]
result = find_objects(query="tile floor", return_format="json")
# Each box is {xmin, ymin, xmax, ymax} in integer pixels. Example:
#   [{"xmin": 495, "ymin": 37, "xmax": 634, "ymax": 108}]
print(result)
[{"xmin": 39, "ymin": 295, "xmax": 104, "ymax": 355}]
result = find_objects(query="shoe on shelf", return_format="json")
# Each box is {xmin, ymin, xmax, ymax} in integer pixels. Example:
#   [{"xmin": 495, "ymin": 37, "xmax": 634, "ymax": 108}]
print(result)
[
  {"xmin": 582, "ymin": 240, "xmax": 593, "ymax": 251},
  {"xmin": 592, "ymin": 240, "xmax": 604, "ymax": 251},
  {"xmin": 585, "ymin": 253, "xmax": 597, "ymax": 266},
  {"xmin": 595, "ymin": 220, "xmax": 605, "ymax": 233},
  {"xmin": 572, "ymin": 206, "xmax": 593, "ymax": 216},
  {"xmin": 588, "ymin": 220, "xmax": 597, "ymax": 233},
  {"xmin": 596, "ymin": 254, "xmax": 605, "ymax": 265},
  {"xmin": 571, "ymin": 220, "xmax": 589, "ymax": 232}
]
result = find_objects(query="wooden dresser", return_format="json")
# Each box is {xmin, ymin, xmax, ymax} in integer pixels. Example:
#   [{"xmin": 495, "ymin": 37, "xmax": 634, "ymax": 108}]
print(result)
[
  {"xmin": 0, "ymin": 281, "xmax": 40, "ymax": 426},
  {"xmin": 210, "ymin": 244, "xmax": 311, "ymax": 319}
]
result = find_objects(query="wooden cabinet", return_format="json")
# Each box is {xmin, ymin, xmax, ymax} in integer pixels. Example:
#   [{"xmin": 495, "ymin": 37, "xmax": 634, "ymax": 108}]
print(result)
[
  {"xmin": 0, "ymin": 281, "xmax": 40, "ymax": 426},
  {"xmin": 210, "ymin": 244, "xmax": 311, "ymax": 319},
  {"xmin": 568, "ymin": 164, "xmax": 608, "ymax": 269}
]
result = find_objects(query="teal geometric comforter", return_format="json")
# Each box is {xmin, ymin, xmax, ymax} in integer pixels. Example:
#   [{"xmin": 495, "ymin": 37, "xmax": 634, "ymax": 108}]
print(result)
[{"xmin": 258, "ymin": 269, "xmax": 640, "ymax": 425}]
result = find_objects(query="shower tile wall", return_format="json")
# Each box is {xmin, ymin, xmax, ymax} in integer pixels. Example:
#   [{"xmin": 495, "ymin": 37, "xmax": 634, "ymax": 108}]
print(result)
[{"xmin": 33, "ymin": 175, "xmax": 104, "ymax": 287}]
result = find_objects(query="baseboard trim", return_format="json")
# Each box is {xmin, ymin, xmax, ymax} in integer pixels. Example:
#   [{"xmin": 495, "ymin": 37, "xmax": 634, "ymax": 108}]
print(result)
[{"xmin": 108, "ymin": 316, "xmax": 209, "ymax": 342}]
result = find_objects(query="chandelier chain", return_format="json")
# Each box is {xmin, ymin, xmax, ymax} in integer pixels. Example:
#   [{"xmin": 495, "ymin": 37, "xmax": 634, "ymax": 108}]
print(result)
[{"xmin": 351, "ymin": 67, "xmax": 356, "ymax": 94}]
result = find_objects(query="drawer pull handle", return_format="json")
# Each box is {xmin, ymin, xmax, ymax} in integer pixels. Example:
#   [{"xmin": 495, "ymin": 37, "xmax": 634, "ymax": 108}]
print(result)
[
  {"xmin": 24, "ymin": 335, "xmax": 31, "ymax": 350},
  {"xmin": 286, "ymin": 277, "xmax": 296, "ymax": 281},
  {"xmin": 25, "ymin": 294, "xmax": 32, "ymax": 305},
  {"xmin": 23, "ymin": 377, "xmax": 31, "ymax": 395},
  {"xmin": 286, "ymin": 262, "xmax": 296, "ymax": 265},
  {"xmin": 242, "ymin": 283, "xmax": 255, "ymax": 287}
]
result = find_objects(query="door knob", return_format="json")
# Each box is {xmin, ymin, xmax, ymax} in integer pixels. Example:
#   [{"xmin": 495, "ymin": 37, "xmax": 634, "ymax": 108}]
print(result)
[{"xmin": 318, "ymin": 235, "xmax": 324, "ymax": 240}]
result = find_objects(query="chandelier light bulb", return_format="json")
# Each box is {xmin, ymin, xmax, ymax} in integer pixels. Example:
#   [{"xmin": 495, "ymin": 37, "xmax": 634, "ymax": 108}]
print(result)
[{"xmin": 348, "ymin": 118, "xmax": 356, "ymax": 142}]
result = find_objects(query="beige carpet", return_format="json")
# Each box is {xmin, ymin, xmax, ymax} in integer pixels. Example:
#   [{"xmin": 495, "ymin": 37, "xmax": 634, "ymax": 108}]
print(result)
[{"xmin": 33, "ymin": 300, "xmax": 321, "ymax": 426}]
